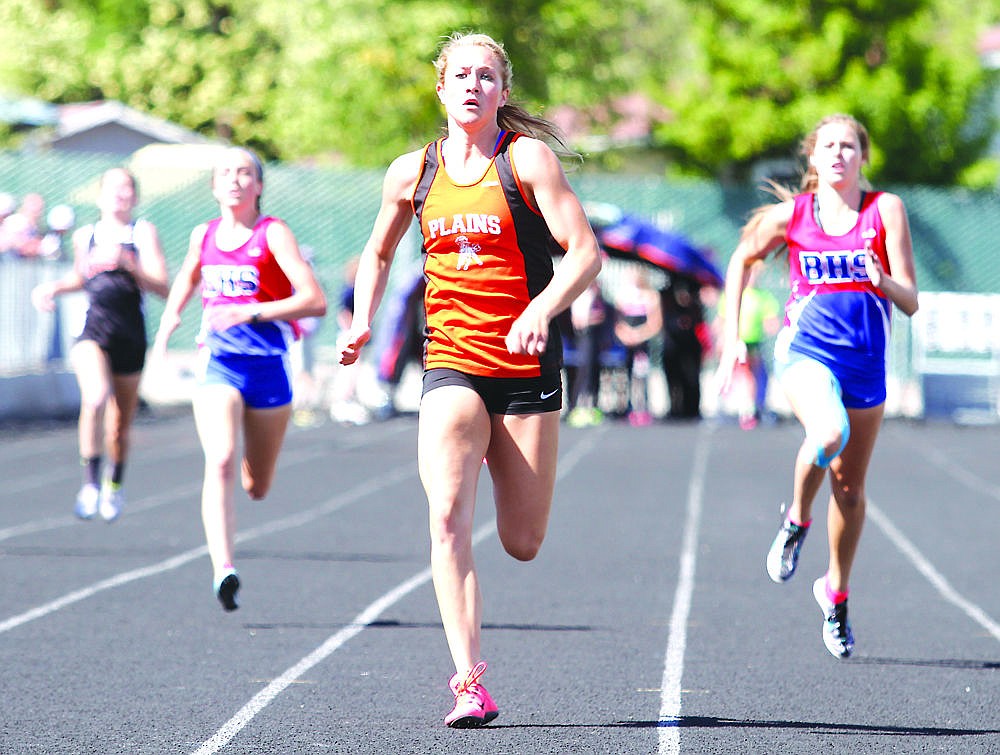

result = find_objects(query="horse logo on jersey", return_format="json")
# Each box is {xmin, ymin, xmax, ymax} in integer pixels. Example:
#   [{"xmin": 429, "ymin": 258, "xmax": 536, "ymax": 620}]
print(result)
[{"xmin": 455, "ymin": 235, "xmax": 484, "ymax": 271}]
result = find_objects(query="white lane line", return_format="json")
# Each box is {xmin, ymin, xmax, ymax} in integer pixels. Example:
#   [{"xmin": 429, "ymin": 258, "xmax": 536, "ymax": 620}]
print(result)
[
  {"xmin": 867, "ymin": 501, "xmax": 1000, "ymax": 643},
  {"xmin": 658, "ymin": 423, "xmax": 712, "ymax": 755},
  {"xmin": 191, "ymin": 567, "xmax": 435, "ymax": 755},
  {"xmin": 191, "ymin": 429, "xmax": 606, "ymax": 755},
  {"xmin": 0, "ymin": 421, "xmax": 411, "ymax": 542},
  {"xmin": 0, "ymin": 480, "xmax": 203, "ymax": 543},
  {"xmin": 0, "ymin": 467, "xmax": 413, "ymax": 635},
  {"xmin": 0, "ymin": 547, "xmax": 208, "ymax": 635},
  {"xmin": 904, "ymin": 440, "xmax": 1000, "ymax": 503}
]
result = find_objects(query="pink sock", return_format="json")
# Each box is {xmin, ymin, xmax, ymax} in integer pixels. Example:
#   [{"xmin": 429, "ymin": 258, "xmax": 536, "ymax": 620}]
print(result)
[
  {"xmin": 788, "ymin": 517, "xmax": 812, "ymax": 528},
  {"xmin": 825, "ymin": 576, "xmax": 848, "ymax": 604}
]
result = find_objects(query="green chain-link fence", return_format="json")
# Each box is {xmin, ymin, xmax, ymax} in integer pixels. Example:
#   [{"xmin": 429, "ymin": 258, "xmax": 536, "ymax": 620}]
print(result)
[{"xmin": 3, "ymin": 148, "xmax": 999, "ymax": 415}]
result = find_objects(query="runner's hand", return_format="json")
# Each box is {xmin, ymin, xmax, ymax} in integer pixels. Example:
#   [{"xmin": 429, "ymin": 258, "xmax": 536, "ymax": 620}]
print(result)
[
  {"xmin": 505, "ymin": 304, "xmax": 549, "ymax": 356},
  {"xmin": 714, "ymin": 340, "xmax": 747, "ymax": 395},
  {"xmin": 863, "ymin": 241, "xmax": 884, "ymax": 288},
  {"xmin": 338, "ymin": 327, "xmax": 371, "ymax": 366}
]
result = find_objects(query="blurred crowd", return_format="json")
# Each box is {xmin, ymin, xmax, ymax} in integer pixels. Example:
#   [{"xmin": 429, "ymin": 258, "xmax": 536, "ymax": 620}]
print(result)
[
  {"xmin": 562, "ymin": 267, "xmax": 713, "ymax": 428},
  {"xmin": 0, "ymin": 190, "xmax": 76, "ymax": 262}
]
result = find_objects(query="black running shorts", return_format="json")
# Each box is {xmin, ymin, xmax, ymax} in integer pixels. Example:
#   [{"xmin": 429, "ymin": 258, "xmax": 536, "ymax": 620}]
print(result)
[{"xmin": 422, "ymin": 368, "xmax": 562, "ymax": 415}]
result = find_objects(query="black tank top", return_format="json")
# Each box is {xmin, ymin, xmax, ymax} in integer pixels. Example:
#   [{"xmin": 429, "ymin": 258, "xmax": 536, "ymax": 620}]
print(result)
[{"xmin": 80, "ymin": 221, "xmax": 145, "ymax": 341}]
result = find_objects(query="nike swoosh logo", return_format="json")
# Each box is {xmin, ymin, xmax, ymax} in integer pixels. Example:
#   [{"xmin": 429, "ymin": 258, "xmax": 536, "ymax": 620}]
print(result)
[{"xmin": 540, "ymin": 389, "xmax": 559, "ymax": 400}]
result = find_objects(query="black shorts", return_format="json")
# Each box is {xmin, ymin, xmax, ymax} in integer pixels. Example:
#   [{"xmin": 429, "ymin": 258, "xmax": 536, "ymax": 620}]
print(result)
[
  {"xmin": 78, "ymin": 332, "xmax": 146, "ymax": 375},
  {"xmin": 422, "ymin": 368, "xmax": 562, "ymax": 415},
  {"xmin": 78, "ymin": 304, "xmax": 147, "ymax": 375}
]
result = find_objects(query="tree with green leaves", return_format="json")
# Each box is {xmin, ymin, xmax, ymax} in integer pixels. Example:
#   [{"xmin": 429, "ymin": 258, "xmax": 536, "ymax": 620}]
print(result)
[
  {"xmin": 654, "ymin": 0, "xmax": 998, "ymax": 186},
  {"xmin": 1, "ymin": 0, "xmax": 998, "ymax": 186},
  {"xmin": 0, "ymin": 0, "xmax": 642, "ymax": 166}
]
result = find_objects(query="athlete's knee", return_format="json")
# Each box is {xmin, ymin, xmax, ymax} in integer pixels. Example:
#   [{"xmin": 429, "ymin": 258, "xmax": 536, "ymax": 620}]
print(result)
[
  {"xmin": 79, "ymin": 389, "xmax": 110, "ymax": 414},
  {"xmin": 204, "ymin": 452, "xmax": 237, "ymax": 488},
  {"xmin": 501, "ymin": 533, "xmax": 544, "ymax": 562},
  {"xmin": 810, "ymin": 432, "xmax": 848, "ymax": 469},
  {"xmin": 498, "ymin": 521, "xmax": 546, "ymax": 561},
  {"xmin": 807, "ymin": 408, "xmax": 850, "ymax": 469},
  {"xmin": 242, "ymin": 479, "xmax": 269, "ymax": 500},
  {"xmin": 808, "ymin": 427, "xmax": 849, "ymax": 469},
  {"xmin": 241, "ymin": 464, "xmax": 273, "ymax": 500},
  {"xmin": 428, "ymin": 499, "xmax": 473, "ymax": 550}
]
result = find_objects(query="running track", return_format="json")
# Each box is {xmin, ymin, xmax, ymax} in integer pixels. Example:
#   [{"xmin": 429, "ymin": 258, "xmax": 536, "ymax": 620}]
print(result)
[{"xmin": 2, "ymin": 410, "xmax": 998, "ymax": 754}]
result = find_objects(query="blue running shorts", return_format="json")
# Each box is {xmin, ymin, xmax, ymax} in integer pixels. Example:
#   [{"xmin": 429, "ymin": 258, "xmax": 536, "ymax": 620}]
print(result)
[{"xmin": 198, "ymin": 350, "xmax": 292, "ymax": 409}]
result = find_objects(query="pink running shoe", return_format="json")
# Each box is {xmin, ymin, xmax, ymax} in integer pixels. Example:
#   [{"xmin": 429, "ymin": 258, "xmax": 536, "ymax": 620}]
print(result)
[
  {"xmin": 628, "ymin": 410, "xmax": 653, "ymax": 427},
  {"xmin": 444, "ymin": 661, "xmax": 499, "ymax": 728}
]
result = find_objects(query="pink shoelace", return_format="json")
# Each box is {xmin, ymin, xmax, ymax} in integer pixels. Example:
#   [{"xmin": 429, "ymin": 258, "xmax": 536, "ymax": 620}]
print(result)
[{"xmin": 452, "ymin": 661, "xmax": 488, "ymax": 698}]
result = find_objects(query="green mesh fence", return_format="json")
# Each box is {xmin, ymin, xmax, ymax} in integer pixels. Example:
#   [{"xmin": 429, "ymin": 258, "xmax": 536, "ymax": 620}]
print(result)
[
  {"xmin": 570, "ymin": 173, "xmax": 1000, "ymax": 295},
  {"xmin": 2, "ymin": 149, "xmax": 999, "ymax": 390}
]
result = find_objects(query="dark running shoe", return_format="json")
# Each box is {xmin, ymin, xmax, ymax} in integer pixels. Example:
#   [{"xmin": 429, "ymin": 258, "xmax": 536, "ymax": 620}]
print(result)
[
  {"xmin": 766, "ymin": 517, "xmax": 809, "ymax": 583},
  {"xmin": 813, "ymin": 577, "xmax": 854, "ymax": 658},
  {"xmin": 214, "ymin": 571, "xmax": 240, "ymax": 612}
]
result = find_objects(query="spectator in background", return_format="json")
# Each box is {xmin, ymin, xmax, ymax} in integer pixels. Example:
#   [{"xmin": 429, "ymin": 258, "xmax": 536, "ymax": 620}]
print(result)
[
  {"xmin": 31, "ymin": 168, "xmax": 169, "ymax": 522},
  {"xmin": 39, "ymin": 204, "xmax": 76, "ymax": 261},
  {"xmin": 0, "ymin": 192, "xmax": 17, "ymax": 259},
  {"xmin": 2, "ymin": 192, "xmax": 46, "ymax": 258},
  {"xmin": 661, "ymin": 273, "xmax": 705, "ymax": 420},
  {"xmin": 328, "ymin": 256, "xmax": 371, "ymax": 425},
  {"xmin": 0, "ymin": 192, "xmax": 15, "ymax": 224},
  {"xmin": 369, "ymin": 266, "xmax": 426, "ymax": 419},
  {"xmin": 614, "ymin": 266, "xmax": 662, "ymax": 426},
  {"xmin": 715, "ymin": 261, "xmax": 781, "ymax": 428},
  {"xmin": 565, "ymin": 279, "xmax": 609, "ymax": 427},
  {"xmin": 290, "ymin": 245, "xmax": 326, "ymax": 427}
]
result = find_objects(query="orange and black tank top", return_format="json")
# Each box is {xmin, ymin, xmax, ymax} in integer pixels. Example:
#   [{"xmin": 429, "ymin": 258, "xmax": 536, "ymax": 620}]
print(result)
[{"xmin": 411, "ymin": 131, "xmax": 563, "ymax": 377}]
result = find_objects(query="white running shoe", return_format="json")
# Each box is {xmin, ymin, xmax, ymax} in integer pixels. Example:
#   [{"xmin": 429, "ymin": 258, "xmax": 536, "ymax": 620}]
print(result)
[
  {"xmin": 330, "ymin": 400, "xmax": 369, "ymax": 426},
  {"xmin": 99, "ymin": 482, "xmax": 124, "ymax": 522},
  {"xmin": 813, "ymin": 577, "xmax": 854, "ymax": 659},
  {"xmin": 766, "ymin": 517, "xmax": 809, "ymax": 583},
  {"xmin": 75, "ymin": 483, "xmax": 100, "ymax": 520}
]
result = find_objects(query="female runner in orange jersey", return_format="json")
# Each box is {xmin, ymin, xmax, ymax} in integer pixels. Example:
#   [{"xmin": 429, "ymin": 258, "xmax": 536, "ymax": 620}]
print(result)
[{"xmin": 339, "ymin": 32, "xmax": 602, "ymax": 728}]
